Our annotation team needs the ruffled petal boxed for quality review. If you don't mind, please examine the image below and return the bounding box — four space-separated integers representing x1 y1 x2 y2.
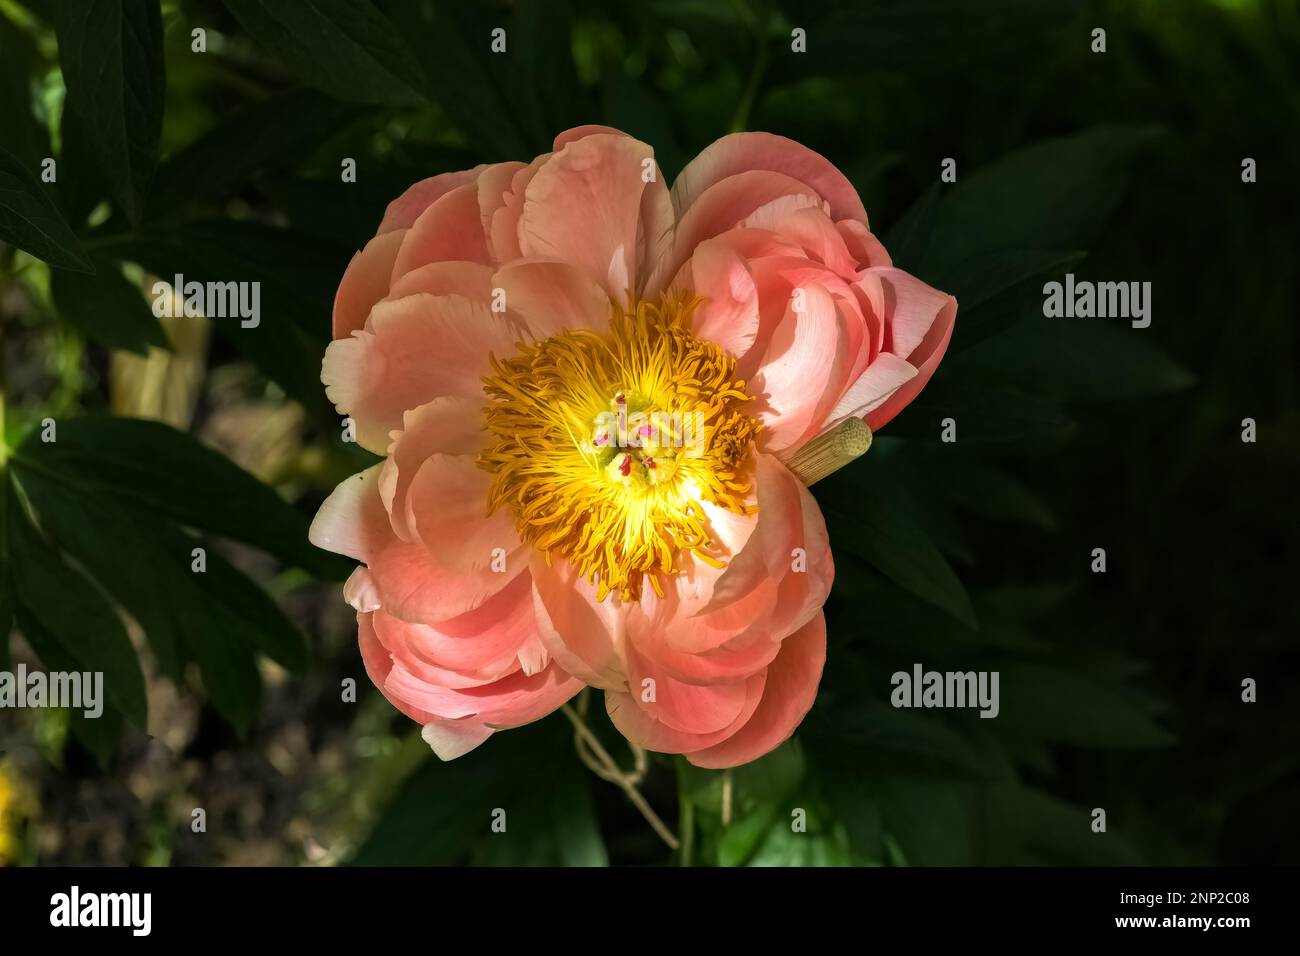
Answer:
494 258 613 340
685 611 826 769
672 132 868 226
333 229 405 340
379 167 488 235
519 133 672 300
321 293 517 452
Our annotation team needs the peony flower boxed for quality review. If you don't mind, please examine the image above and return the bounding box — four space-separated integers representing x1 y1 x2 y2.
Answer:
310 126 956 767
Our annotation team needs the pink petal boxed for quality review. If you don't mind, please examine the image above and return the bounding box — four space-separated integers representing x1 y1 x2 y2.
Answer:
872 267 955 359
391 182 491 282
321 292 517 452
370 573 533 683
681 238 761 360
827 353 918 426
421 719 495 760
379 167 488 234
358 611 436 724
623 640 750 734
309 465 390 562
388 259 495 303
663 169 821 286
685 611 827 769
837 219 892 269
406 452 520 573
333 229 405 340
370 534 522 625
672 132 868 226
385 657 581 727
530 555 626 688
749 279 846 453
493 258 613 340
604 671 767 755
379 395 486 542
343 566 382 612
866 293 956 431
312 464 522 624
489 156 548 263
475 160 526 260
552 125 629 150
519 133 672 300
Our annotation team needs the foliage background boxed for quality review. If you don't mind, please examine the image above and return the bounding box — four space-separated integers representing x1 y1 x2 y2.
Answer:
0 0 1296 866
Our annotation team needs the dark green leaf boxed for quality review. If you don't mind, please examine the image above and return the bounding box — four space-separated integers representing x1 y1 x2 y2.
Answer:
883 183 939 273
817 469 977 627
112 221 345 404
16 609 125 765
880 775 977 865
771 0 1084 80
0 16 49 171
961 318 1196 401
220 0 426 106
150 90 360 215
53 0 165 225
602 73 686 181
396 0 588 158
201 543 308 674
807 701 991 780
49 254 168 354
992 784 1144 865
8 489 147 728
14 475 301 731
14 416 349 580
923 126 1162 272
884 374 1076 447
942 248 1086 317
995 662 1175 750
353 717 607 866
0 146 93 271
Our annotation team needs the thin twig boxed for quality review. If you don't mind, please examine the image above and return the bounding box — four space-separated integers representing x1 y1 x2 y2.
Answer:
561 703 679 851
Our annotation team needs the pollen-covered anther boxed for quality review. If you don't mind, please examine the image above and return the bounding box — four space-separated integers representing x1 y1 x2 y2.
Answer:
478 294 760 601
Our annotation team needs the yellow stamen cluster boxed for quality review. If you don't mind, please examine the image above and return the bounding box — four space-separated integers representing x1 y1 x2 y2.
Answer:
479 294 759 601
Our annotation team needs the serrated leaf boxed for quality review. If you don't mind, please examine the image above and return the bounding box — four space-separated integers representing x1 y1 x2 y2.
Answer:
53 0 165 225
0 146 93 271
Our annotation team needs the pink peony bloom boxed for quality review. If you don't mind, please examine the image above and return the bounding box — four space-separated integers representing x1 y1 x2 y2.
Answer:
310 126 956 767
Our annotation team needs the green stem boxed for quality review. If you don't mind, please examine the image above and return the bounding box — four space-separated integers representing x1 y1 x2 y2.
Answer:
679 797 694 866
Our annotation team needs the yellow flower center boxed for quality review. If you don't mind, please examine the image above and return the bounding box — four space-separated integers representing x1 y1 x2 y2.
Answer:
479 294 760 601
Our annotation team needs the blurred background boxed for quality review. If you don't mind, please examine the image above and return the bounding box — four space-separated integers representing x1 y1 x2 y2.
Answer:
0 0 1296 866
